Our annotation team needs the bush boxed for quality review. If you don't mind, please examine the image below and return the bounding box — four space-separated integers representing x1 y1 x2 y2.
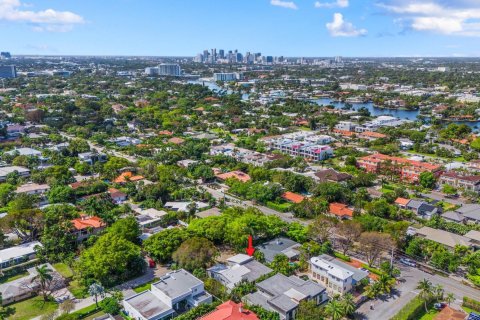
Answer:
100 296 121 315
463 296 480 312
266 201 292 213
334 252 351 262
391 297 426 320
175 302 220 320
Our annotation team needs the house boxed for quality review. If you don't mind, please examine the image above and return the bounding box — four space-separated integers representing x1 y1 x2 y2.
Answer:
244 273 327 320
281 192 305 204
168 137 185 145
216 171 251 183
195 207 222 219
414 226 473 250
123 269 212 320
357 153 441 182
0 166 30 182
15 183 50 195
314 169 352 184
114 172 145 184
110 136 142 147
199 301 259 320
396 199 439 220
108 188 127 203
135 208 169 231
329 203 354 220
310 254 369 296
0 241 42 269
71 215 106 242
0 263 65 305
442 204 480 224
164 201 209 212
357 131 387 141
465 230 480 249
257 237 301 264
207 254 273 291
4 147 42 157
439 172 480 193
78 152 107 165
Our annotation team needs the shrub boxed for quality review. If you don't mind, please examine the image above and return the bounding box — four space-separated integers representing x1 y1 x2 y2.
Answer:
463 296 480 312
391 296 426 320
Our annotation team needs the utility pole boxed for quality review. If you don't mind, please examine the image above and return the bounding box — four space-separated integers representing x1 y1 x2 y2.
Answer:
390 246 395 274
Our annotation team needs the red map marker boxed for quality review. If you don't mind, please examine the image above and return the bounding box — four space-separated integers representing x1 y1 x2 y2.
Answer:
246 235 255 256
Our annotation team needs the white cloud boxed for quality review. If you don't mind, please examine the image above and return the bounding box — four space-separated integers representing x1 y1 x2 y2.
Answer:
379 1 480 36
0 0 84 32
271 0 298 10
326 13 367 37
314 0 349 8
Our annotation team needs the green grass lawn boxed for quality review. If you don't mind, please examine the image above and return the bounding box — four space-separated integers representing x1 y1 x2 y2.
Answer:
0 271 29 284
53 262 74 279
418 309 439 320
132 278 159 293
8 296 58 320
83 310 106 320
68 279 87 299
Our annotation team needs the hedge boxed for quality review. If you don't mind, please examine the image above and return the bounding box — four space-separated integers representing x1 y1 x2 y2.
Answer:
463 297 480 312
334 252 351 262
70 304 101 319
390 296 426 320
174 302 220 320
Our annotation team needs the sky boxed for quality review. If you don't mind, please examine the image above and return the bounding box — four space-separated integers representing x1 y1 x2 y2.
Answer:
1 0 480 57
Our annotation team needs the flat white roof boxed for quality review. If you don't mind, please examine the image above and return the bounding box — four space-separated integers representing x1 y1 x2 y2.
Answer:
0 241 42 263
0 166 30 177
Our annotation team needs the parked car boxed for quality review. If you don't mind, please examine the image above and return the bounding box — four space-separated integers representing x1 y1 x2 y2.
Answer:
360 267 370 274
399 258 416 267
434 302 447 310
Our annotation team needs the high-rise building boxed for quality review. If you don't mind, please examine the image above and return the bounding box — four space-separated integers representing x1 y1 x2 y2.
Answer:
0 52 11 60
211 49 217 62
145 67 159 76
235 53 243 63
213 72 244 81
157 63 182 76
219 49 225 59
0 65 17 78
194 54 204 63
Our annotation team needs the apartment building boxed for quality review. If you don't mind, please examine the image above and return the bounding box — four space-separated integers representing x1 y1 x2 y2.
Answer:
262 132 333 162
357 153 441 182
439 171 480 193
310 254 368 296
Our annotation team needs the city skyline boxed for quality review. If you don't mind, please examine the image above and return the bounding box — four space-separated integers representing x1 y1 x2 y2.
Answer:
0 0 480 57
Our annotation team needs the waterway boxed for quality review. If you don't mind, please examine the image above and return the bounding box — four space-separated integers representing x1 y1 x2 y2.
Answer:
189 81 480 130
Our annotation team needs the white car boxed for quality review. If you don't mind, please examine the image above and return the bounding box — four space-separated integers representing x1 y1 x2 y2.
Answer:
399 258 416 267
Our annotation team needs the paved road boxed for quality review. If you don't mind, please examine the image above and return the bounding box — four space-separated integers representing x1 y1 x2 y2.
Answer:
420 190 465 206
356 264 480 319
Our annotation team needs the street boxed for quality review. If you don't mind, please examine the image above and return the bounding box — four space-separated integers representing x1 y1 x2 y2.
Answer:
356 264 480 319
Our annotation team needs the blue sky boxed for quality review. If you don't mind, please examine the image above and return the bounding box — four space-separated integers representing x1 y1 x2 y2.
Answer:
1 0 480 57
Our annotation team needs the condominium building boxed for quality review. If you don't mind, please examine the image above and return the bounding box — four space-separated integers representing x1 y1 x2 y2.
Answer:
0 65 17 79
357 153 441 182
439 171 480 193
310 254 368 296
262 132 333 162
213 72 244 81
145 64 182 77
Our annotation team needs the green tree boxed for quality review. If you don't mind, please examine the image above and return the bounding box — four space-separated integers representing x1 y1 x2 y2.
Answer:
88 283 105 308
172 237 218 271
296 300 324 320
416 279 433 312
442 184 457 196
324 299 345 320
269 254 296 276
47 185 75 203
33 264 53 301
107 216 141 244
341 293 356 316
0 183 14 207
143 228 190 262
76 233 145 287
419 171 436 189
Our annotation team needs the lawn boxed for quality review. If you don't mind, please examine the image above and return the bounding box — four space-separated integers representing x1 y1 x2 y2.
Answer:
8 296 58 320
418 309 439 320
0 271 29 284
53 262 74 279
133 278 159 293
68 279 87 299
84 310 106 320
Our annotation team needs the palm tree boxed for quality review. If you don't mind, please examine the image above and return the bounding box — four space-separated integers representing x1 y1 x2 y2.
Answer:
324 299 345 320
365 282 382 300
416 279 433 312
433 284 444 302
445 293 455 306
341 293 356 316
378 274 396 296
32 265 53 302
88 282 105 308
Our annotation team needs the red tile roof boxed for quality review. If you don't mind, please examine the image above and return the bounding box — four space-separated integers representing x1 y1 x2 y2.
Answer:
168 137 185 145
329 202 354 218
200 301 259 320
216 171 251 183
114 172 144 184
71 216 105 231
395 197 410 206
281 192 305 204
